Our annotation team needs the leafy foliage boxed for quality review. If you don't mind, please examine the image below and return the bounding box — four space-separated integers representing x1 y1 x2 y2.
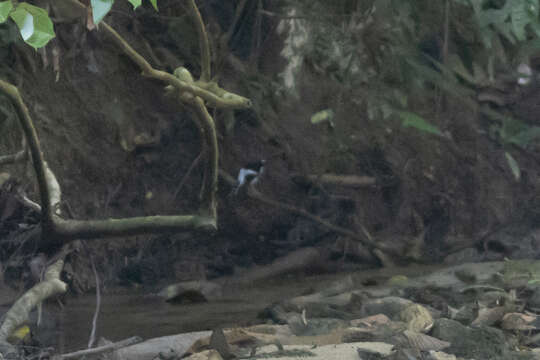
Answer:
282 0 540 146
398 111 444 137
0 1 54 49
0 0 159 49
91 0 114 24
128 0 157 11
0 1 13 23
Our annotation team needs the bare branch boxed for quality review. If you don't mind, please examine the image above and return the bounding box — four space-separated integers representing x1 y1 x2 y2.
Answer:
99 21 249 109
87 252 101 349
59 336 142 359
187 0 211 81
0 259 66 343
246 186 396 256
0 79 53 231
53 215 216 240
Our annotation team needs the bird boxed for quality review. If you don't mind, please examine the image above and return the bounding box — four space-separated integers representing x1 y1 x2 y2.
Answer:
234 159 266 195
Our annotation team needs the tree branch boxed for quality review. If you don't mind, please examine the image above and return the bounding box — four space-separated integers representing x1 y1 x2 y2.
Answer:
187 0 211 82
59 336 142 359
0 259 66 343
246 186 396 256
99 22 249 109
0 80 53 233
53 215 216 240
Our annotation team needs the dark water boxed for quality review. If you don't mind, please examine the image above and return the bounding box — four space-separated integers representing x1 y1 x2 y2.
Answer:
55 274 323 351
37 264 443 352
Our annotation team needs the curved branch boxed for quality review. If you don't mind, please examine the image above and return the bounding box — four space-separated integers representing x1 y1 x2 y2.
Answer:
0 259 66 343
0 80 53 231
187 0 211 82
100 22 249 109
63 0 249 109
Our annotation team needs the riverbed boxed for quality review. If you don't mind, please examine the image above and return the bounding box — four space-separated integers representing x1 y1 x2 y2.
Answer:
31 264 445 352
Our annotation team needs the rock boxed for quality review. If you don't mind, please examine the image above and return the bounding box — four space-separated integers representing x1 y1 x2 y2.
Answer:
528 285 540 309
209 328 232 359
431 318 509 358
115 331 211 360
357 347 387 359
386 275 409 287
471 306 507 327
183 349 223 360
443 247 483 264
252 342 394 360
342 322 405 343
426 351 457 360
286 312 308 335
501 313 537 331
386 347 422 360
450 303 478 325
362 297 414 319
158 280 223 303
350 314 392 328
391 330 450 352
454 268 477 284
398 304 434 333
288 315 347 336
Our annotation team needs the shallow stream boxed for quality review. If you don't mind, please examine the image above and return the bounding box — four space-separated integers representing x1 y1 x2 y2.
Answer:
39 264 444 352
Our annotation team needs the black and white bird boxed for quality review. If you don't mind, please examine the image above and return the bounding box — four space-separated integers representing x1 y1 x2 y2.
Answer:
234 159 266 195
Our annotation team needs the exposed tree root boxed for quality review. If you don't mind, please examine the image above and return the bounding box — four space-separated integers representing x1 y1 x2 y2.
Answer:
0 259 66 343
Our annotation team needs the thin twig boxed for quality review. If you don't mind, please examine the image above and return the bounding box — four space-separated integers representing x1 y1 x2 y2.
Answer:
258 9 353 20
224 0 249 45
247 186 395 256
87 250 101 349
59 336 142 359
173 152 202 201
0 149 27 165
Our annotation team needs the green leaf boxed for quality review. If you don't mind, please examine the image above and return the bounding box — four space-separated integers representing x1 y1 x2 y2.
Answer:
399 111 443 136
128 0 158 11
0 1 13 23
127 0 141 10
448 54 476 84
9 2 54 49
91 0 114 25
310 109 335 127
511 2 529 41
505 152 521 181
507 126 540 147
